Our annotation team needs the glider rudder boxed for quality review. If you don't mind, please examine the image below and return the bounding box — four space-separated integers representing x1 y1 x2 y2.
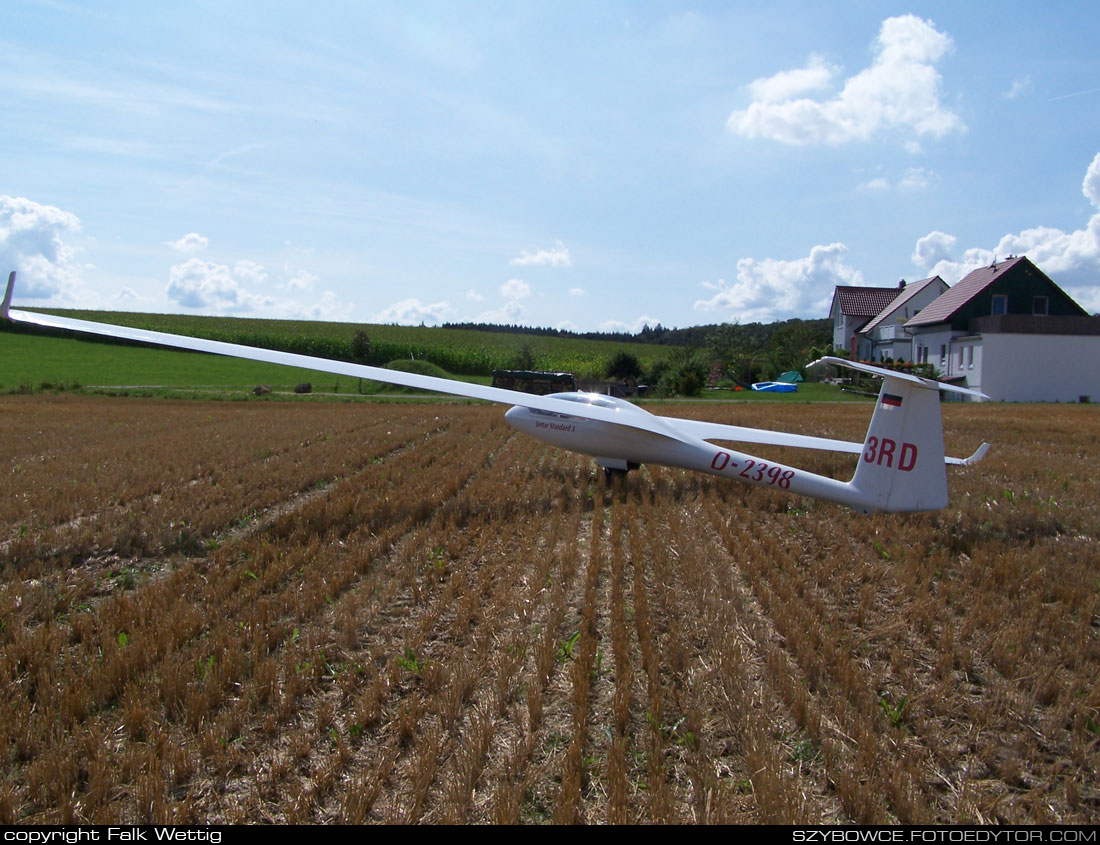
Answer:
850 374 949 512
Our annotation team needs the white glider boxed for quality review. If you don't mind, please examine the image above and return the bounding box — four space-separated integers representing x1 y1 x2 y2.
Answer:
2 271 988 513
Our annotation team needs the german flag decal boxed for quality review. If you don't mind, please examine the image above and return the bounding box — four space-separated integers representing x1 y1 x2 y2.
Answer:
881 393 903 407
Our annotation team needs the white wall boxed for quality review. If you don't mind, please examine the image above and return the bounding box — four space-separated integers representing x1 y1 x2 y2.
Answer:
979 334 1100 402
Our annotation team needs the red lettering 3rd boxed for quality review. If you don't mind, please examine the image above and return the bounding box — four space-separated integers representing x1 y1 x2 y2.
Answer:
863 437 917 471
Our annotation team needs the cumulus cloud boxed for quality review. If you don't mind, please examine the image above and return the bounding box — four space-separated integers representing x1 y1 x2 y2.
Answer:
477 300 526 324
285 268 318 291
912 153 1100 310
1083 152 1100 206
166 258 274 312
371 298 453 325
233 260 267 286
695 243 863 322
298 290 344 321
499 278 532 299
599 315 662 333
510 240 572 267
0 195 82 299
465 288 485 302
167 232 208 253
747 54 837 103
912 230 958 270
728 15 963 146
568 287 586 297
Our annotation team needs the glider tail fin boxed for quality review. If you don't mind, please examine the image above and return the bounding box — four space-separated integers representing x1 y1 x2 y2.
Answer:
850 374 949 511
813 357 986 513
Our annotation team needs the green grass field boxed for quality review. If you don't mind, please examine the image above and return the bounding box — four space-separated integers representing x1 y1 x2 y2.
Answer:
0 332 483 399
1 330 869 405
25 308 677 378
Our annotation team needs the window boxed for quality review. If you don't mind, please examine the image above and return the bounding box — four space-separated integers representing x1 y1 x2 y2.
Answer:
940 344 946 366
966 346 974 369
992 294 1008 315
1033 295 1049 315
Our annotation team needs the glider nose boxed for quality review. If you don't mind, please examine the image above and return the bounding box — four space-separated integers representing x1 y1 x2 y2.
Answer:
504 405 525 430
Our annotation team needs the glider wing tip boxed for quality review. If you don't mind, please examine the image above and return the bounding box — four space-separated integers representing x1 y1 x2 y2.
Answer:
1 270 14 319
966 442 991 465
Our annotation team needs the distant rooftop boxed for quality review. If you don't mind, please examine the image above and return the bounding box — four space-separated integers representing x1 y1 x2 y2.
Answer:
832 284 906 318
906 257 1029 327
860 276 945 334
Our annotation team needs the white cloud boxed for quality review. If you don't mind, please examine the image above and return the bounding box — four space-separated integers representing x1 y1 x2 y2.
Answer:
568 287 586 297
285 268 318 291
465 288 485 302
912 230 959 271
499 278 531 299
167 232 208 253
898 167 936 192
1004 75 1032 100
1083 152 1100 207
510 240 572 267
695 243 863 322
911 153 1100 309
729 15 963 146
113 287 142 302
477 300 526 324
861 168 935 192
371 298 453 325
555 319 579 332
166 257 274 312
298 290 344 321
0 195 82 300
599 315 662 333
747 54 838 104
233 259 267 286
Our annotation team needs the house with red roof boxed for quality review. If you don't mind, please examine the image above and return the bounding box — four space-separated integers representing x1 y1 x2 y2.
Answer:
829 283 907 355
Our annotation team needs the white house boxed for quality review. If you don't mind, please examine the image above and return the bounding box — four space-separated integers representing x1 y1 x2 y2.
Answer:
931 316 1100 402
829 283 907 354
857 276 949 362
903 256 1100 402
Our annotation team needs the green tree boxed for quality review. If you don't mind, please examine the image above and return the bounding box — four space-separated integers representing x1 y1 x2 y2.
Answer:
605 350 643 383
351 330 372 363
656 349 707 397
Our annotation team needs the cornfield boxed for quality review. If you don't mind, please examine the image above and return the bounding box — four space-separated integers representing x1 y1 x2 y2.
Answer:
1 395 1097 823
18 311 676 378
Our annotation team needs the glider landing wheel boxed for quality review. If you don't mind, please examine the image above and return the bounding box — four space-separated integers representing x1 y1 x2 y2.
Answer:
603 466 629 483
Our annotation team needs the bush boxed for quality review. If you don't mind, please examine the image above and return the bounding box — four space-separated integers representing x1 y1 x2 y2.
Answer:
605 350 642 382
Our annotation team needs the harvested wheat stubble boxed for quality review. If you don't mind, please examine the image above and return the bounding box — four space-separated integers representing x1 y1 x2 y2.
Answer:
0 395 1097 823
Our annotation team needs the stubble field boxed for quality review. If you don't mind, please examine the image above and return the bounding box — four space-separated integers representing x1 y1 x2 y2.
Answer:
1 394 1097 824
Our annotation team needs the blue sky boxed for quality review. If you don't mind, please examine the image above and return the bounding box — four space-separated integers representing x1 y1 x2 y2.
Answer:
2 1 1099 331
